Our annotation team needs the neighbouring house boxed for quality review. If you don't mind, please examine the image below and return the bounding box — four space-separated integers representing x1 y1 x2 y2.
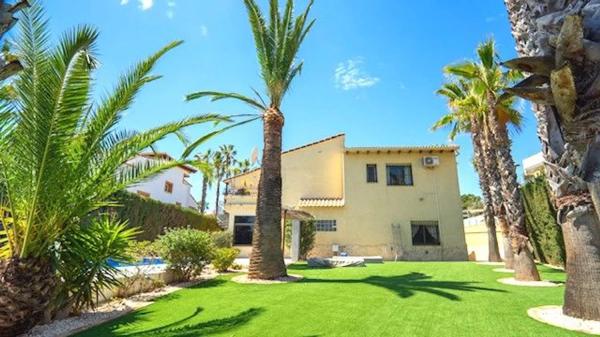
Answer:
523 152 545 178
125 152 198 210
223 134 467 261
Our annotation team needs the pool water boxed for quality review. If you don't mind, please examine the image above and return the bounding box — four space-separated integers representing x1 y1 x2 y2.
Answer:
107 257 164 268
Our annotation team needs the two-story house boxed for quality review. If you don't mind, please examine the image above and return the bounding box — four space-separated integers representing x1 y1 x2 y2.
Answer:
125 152 199 209
223 134 467 261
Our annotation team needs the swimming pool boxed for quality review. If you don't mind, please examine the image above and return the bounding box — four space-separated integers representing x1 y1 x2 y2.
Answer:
107 257 164 268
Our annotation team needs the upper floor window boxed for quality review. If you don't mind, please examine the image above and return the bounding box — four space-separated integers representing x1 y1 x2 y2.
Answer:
315 220 337 232
411 221 440 245
164 181 174 194
366 164 378 183
386 165 413 186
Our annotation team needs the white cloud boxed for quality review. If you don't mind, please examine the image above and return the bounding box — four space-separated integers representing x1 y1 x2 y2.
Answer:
138 0 153 11
200 25 208 37
166 10 174 19
334 58 380 90
166 0 176 18
120 0 129 5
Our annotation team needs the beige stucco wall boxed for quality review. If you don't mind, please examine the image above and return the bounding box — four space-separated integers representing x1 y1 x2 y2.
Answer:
464 222 507 261
224 135 467 261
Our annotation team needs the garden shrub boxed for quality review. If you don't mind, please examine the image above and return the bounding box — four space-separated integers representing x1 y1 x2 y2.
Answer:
157 228 214 281
521 175 566 267
107 191 220 240
126 240 161 260
211 231 233 248
284 219 316 260
212 247 240 272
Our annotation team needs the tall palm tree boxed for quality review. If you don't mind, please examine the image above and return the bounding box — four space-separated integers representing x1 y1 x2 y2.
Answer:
237 158 253 174
0 0 29 81
186 0 314 279
0 4 229 334
445 40 540 281
214 144 236 215
196 149 214 214
504 0 600 320
434 80 502 262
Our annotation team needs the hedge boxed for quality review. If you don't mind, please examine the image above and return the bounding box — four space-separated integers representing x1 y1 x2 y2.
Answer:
521 175 566 267
105 191 220 241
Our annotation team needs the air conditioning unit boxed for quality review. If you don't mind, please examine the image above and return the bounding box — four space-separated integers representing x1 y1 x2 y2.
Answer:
422 156 440 168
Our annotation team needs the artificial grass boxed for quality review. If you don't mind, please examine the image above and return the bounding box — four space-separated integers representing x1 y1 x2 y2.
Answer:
76 262 585 337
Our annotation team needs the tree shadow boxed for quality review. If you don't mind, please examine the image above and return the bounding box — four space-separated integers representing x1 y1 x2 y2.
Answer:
302 272 506 301
119 307 264 337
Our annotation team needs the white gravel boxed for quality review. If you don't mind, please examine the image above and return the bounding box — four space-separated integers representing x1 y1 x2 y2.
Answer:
22 274 217 337
497 277 561 287
492 268 515 273
475 261 505 266
528 305 600 335
231 274 303 284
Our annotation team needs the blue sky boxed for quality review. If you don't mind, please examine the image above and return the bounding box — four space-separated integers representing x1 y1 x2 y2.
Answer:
42 0 541 202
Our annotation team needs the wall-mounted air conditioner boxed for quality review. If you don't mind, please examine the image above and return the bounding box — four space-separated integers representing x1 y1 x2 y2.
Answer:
422 156 440 168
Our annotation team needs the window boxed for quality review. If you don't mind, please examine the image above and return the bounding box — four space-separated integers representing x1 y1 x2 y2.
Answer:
164 181 173 193
233 216 256 245
315 220 337 232
137 190 150 198
411 221 440 245
386 165 413 186
366 164 378 183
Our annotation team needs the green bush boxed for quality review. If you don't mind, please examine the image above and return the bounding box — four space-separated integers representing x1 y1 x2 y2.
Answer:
157 228 214 281
212 247 240 272
521 175 566 267
57 217 138 313
106 191 220 240
126 240 161 260
284 219 316 260
211 231 233 248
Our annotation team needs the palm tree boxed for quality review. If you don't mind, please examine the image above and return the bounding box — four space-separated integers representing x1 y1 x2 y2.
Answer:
0 0 29 81
434 80 502 262
196 149 215 214
237 158 253 173
445 40 540 281
214 144 236 215
0 4 229 334
186 0 314 279
504 0 600 320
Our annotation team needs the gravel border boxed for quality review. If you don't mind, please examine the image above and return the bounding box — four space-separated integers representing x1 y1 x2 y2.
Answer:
528 305 600 335
493 268 515 273
22 273 217 337
231 274 303 284
475 261 505 266
497 277 561 287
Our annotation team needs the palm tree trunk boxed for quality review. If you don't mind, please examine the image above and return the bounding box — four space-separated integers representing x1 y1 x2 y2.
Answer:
504 0 600 319
482 119 515 268
200 176 208 214
471 117 502 262
0 257 55 336
248 108 287 279
214 177 222 215
486 94 540 281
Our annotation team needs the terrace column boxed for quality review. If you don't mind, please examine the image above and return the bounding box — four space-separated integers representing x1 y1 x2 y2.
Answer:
291 219 301 262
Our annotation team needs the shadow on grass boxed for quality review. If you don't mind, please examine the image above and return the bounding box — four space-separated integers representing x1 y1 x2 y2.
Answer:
112 307 264 337
302 272 506 301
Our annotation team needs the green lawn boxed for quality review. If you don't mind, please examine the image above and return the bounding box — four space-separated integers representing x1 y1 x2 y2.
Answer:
76 262 584 337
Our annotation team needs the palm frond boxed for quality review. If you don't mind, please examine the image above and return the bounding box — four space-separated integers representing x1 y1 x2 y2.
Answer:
185 91 266 110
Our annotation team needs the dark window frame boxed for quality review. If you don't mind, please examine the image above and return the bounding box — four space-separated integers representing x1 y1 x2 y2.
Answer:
164 181 174 193
233 216 255 245
315 219 337 232
366 164 378 183
411 221 441 246
386 164 414 186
